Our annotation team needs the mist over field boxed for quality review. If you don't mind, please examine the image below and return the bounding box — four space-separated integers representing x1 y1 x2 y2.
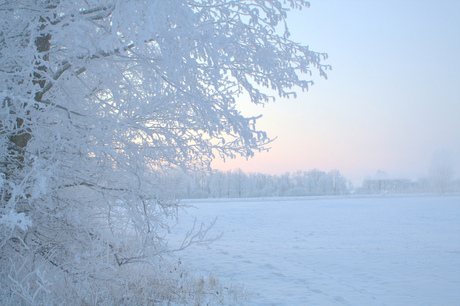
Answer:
161 158 460 200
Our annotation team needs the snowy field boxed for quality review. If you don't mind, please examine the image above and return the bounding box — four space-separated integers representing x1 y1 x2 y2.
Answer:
175 195 460 305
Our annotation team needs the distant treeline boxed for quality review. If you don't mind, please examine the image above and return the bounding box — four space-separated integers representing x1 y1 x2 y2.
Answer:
163 168 460 199
163 169 350 199
356 177 460 195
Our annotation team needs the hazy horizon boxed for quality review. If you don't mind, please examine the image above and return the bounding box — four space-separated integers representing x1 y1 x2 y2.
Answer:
212 0 460 184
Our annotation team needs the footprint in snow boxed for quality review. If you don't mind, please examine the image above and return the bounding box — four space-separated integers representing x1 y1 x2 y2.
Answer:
263 263 277 270
271 272 286 278
333 295 350 305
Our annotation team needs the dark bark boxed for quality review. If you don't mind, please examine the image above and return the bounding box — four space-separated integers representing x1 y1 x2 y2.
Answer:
8 33 50 151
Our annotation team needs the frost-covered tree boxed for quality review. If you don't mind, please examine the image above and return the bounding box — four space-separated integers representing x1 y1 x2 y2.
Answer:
1 0 328 303
326 169 348 195
306 168 326 194
209 170 226 198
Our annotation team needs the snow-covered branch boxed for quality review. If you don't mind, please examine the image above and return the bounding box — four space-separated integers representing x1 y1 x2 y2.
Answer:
1 0 328 303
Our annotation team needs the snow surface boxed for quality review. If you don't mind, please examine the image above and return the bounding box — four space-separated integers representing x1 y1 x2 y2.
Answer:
175 194 460 305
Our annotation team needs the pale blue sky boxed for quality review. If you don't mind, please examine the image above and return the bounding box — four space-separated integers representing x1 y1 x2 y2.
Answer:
213 0 460 183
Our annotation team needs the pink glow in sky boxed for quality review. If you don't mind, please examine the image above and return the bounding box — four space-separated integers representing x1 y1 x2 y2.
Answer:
212 0 460 184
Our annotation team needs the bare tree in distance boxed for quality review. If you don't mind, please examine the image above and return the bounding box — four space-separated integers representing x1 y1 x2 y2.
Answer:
429 150 455 193
0 0 329 303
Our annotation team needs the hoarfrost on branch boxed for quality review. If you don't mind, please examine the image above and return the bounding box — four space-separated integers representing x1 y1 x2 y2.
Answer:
0 0 328 303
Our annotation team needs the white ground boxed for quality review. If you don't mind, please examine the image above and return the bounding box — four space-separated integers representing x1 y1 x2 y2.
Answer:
174 195 460 305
